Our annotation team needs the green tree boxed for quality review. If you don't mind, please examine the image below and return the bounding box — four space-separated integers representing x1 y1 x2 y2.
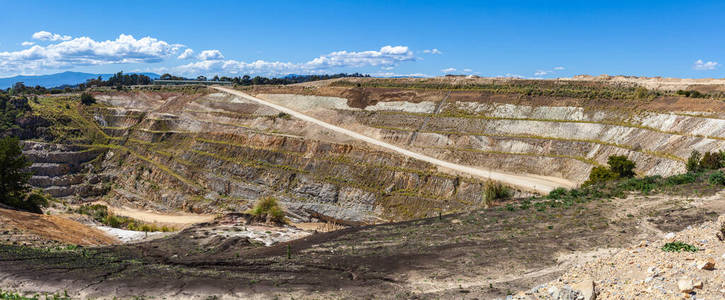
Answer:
0 137 38 212
608 155 636 178
686 150 702 173
584 166 619 185
700 151 723 170
80 92 96 105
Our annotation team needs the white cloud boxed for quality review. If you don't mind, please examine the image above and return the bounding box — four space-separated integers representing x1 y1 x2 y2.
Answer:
381 66 394 70
463 68 473 73
175 45 415 76
423 48 442 55
534 70 552 76
372 71 428 77
441 67 456 73
32 31 72 41
0 34 181 75
198 49 224 60
553 66 565 70
21 41 35 46
693 59 719 70
500 73 525 78
177 48 194 59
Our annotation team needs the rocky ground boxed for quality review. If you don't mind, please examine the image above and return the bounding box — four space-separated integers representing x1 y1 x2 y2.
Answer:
514 216 725 300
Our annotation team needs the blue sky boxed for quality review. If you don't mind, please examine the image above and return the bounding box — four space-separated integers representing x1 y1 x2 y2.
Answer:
1 0 723 78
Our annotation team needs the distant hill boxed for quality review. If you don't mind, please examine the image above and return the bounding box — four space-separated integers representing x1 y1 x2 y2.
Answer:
0 71 160 89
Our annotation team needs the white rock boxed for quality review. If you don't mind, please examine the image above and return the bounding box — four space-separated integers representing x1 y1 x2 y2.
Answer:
572 279 595 300
664 232 676 239
678 278 694 293
696 259 715 270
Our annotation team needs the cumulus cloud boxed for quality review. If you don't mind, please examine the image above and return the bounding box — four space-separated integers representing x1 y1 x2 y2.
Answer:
177 48 194 59
32 31 72 41
463 68 473 73
423 48 442 55
553 66 565 70
441 67 456 73
198 49 224 60
693 59 719 70
0 34 181 75
21 41 35 46
174 45 415 76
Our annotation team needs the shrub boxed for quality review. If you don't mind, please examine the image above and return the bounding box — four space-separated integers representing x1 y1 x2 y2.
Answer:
676 90 706 98
663 172 698 186
482 181 512 206
248 196 286 224
547 187 568 200
686 150 701 173
662 241 697 252
700 151 723 170
584 166 619 186
634 87 649 99
80 92 96 105
709 171 725 186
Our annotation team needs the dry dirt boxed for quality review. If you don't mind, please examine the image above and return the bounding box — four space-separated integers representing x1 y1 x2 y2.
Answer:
95 201 215 228
0 207 118 246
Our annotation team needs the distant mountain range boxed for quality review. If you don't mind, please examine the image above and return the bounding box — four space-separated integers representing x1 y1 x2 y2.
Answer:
0 71 161 89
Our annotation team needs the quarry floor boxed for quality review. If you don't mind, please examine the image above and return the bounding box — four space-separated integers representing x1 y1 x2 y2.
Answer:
1 190 723 299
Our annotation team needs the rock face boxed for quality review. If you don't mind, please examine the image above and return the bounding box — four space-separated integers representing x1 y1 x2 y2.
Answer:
55 91 506 224
22 84 725 224
23 141 108 199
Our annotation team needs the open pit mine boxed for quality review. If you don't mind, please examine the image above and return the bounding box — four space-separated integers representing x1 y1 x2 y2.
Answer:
1 76 725 299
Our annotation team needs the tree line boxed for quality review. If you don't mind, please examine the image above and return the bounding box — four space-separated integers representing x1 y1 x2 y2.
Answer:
160 72 369 85
6 72 370 95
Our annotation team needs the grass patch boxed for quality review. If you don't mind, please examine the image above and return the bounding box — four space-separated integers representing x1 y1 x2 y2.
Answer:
0 289 71 300
76 204 175 232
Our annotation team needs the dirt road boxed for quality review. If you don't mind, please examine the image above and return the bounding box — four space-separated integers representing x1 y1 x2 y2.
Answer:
213 86 574 193
95 202 215 227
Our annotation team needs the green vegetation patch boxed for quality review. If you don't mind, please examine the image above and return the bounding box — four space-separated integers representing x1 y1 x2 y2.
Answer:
0 289 71 300
248 197 286 224
332 78 666 100
662 241 698 253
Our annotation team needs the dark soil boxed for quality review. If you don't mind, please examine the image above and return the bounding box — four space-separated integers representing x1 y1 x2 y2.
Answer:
2 191 722 299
